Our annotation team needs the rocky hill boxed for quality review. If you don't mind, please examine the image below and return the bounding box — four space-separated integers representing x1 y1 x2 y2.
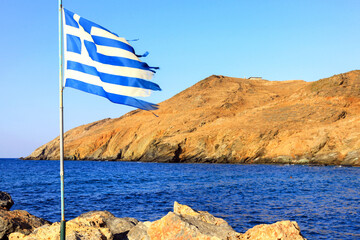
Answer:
26 70 360 166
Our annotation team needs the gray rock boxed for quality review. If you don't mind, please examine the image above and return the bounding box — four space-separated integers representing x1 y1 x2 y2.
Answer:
73 211 139 240
312 152 339 165
127 222 151 240
273 155 293 164
107 217 138 240
0 192 14 211
343 150 360 165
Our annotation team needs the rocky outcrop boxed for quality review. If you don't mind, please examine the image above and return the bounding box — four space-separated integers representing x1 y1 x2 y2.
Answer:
0 192 13 211
0 210 51 240
240 221 305 240
71 211 138 239
8 202 306 240
9 220 113 240
26 70 360 166
8 211 138 240
127 222 151 240
145 201 241 240
0 191 51 240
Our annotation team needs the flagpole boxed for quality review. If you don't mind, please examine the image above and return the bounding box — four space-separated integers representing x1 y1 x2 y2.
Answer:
58 0 66 239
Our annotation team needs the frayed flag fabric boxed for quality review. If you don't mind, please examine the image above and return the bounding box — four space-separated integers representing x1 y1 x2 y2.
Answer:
62 8 161 110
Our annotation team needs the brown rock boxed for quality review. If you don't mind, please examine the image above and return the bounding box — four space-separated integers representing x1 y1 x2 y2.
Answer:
147 202 241 240
0 209 51 240
8 211 138 240
148 212 219 240
9 221 113 240
67 211 138 240
240 220 306 240
7 203 307 240
70 210 114 228
0 192 14 211
173 201 235 233
26 70 360 166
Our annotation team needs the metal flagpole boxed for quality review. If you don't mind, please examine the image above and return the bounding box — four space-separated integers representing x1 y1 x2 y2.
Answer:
58 0 66 239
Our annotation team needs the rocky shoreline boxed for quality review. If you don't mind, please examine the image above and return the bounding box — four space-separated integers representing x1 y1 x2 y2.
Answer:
0 191 306 240
22 152 360 166
24 153 360 166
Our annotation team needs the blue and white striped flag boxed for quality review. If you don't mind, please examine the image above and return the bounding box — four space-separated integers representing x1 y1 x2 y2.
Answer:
62 8 161 110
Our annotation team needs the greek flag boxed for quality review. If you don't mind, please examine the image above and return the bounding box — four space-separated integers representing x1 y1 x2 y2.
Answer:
62 8 161 110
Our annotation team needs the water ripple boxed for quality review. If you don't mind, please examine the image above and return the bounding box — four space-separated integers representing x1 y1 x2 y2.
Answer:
0 159 359 240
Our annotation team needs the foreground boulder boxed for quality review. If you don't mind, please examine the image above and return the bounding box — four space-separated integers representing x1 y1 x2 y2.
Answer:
71 211 138 239
240 221 305 240
9 211 138 240
149 201 240 239
9 221 113 240
0 209 51 240
7 201 307 240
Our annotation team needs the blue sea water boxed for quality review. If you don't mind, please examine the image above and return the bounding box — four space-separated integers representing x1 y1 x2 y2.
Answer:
0 159 359 239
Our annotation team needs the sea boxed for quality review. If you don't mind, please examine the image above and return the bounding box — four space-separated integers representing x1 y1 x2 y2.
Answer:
0 158 359 240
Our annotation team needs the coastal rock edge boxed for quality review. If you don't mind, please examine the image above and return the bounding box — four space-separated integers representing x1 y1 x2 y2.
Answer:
5 200 306 240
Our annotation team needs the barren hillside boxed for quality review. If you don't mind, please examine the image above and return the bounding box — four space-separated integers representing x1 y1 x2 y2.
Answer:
26 70 360 166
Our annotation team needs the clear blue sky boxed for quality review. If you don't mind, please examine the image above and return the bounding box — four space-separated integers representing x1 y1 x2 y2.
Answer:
0 0 359 158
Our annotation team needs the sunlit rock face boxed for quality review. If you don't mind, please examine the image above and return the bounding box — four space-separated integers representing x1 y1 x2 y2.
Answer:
27 70 360 166
8 201 307 240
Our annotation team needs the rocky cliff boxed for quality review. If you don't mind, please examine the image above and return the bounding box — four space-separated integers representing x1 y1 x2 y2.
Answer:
27 70 360 166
